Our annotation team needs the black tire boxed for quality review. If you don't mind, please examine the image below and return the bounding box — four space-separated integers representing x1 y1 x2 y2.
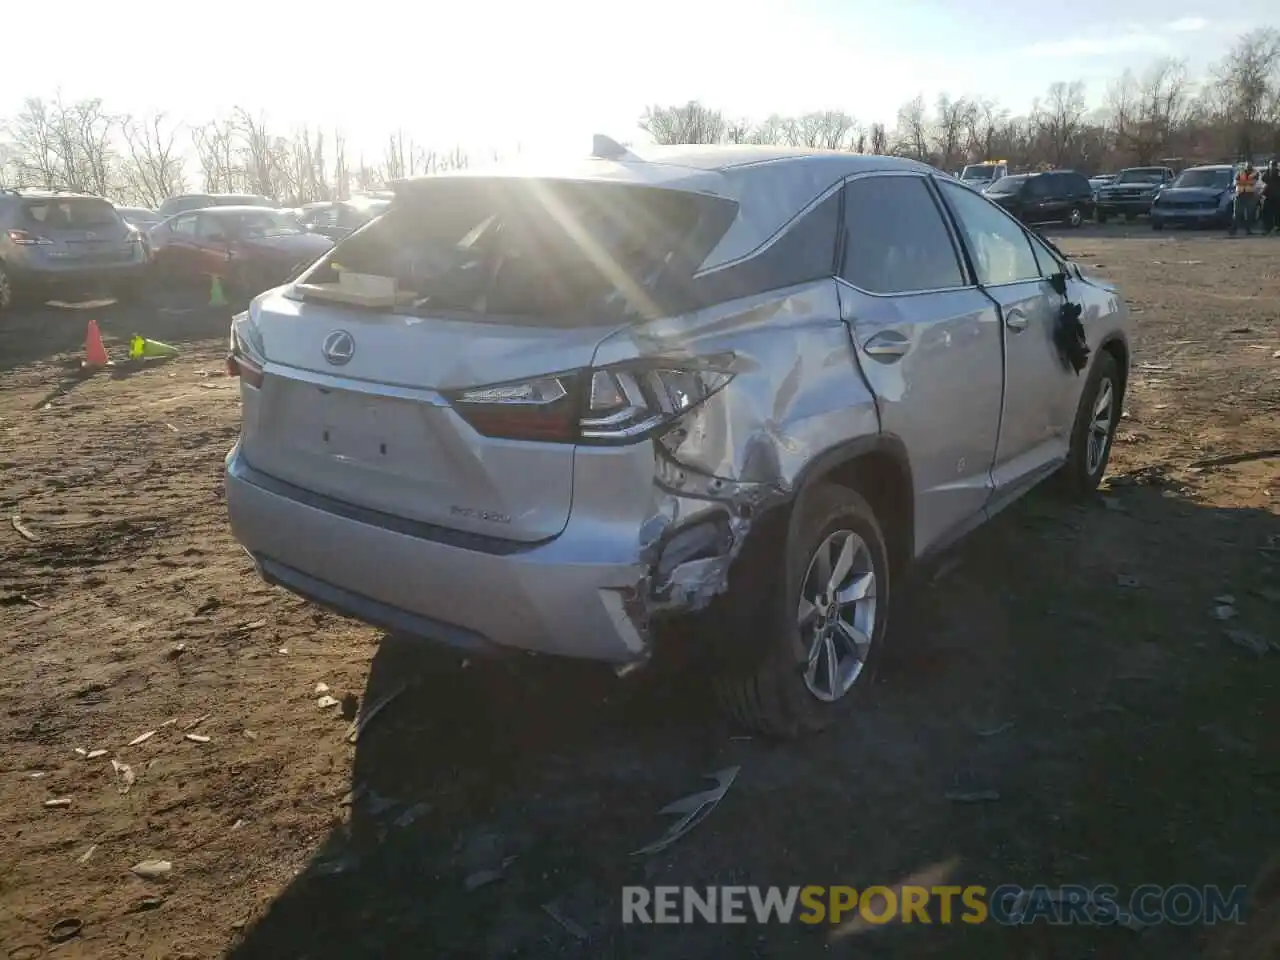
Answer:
1058 350 1122 497
1066 206 1084 228
711 484 891 737
0 262 13 315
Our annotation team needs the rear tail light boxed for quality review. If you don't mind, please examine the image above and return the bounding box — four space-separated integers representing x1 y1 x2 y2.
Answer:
227 309 266 388
7 229 52 245
446 359 734 445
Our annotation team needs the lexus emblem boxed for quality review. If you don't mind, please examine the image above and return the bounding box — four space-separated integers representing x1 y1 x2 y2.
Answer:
322 330 355 366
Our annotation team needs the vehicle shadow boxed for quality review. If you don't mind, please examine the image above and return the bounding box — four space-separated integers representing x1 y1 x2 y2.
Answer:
226 482 1279 960
0 284 241 377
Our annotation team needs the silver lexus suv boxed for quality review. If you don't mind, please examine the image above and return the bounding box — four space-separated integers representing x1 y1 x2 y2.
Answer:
224 141 1132 736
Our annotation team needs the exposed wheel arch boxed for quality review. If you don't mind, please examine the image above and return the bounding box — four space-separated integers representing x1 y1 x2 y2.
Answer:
787 436 914 581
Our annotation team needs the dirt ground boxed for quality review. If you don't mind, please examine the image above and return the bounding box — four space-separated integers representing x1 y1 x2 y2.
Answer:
1 231 1277 960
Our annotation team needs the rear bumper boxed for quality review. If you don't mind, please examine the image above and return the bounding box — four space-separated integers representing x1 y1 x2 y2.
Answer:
8 258 147 288
224 444 650 663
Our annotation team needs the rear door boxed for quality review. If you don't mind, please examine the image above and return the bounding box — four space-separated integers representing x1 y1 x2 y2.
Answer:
836 173 1004 554
936 178 1069 496
195 212 234 278
22 197 132 264
238 178 739 543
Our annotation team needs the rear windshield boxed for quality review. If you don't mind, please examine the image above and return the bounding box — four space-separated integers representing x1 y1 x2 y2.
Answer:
24 198 121 228
987 175 1027 193
961 165 999 181
1172 169 1232 189
235 210 303 237
1116 169 1167 184
216 195 272 207
303 179 738 323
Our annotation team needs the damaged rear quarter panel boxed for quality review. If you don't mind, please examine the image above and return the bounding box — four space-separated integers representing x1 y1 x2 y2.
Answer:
583 279 881 614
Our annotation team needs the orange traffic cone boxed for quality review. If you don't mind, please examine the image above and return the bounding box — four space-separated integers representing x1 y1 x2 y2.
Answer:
83 319 110 370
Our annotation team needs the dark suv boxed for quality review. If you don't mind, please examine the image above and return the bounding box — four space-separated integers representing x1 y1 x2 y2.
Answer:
1094 166 1176 222
982 171 1095 228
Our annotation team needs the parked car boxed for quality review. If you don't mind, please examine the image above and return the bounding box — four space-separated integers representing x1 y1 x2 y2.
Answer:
983 170 1095 227
1093 167 1175 222
223 143 1132 736
1088 174 1117 192
957 160 1009 192
297 197 391 241
149 206 333 297
157 193 276 219
1148 165 1237 230
113 205 162 258
0 188 148 312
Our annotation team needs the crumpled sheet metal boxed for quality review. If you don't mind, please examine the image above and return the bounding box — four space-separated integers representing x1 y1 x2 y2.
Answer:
631 766 741 857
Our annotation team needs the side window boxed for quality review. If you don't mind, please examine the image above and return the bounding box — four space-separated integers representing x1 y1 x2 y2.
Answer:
839 176 966 294
1026 231 1064 278
197 214 228 240
692 192 840 305
1026 176 1050 198
937 180 1043 287
171 214 196 236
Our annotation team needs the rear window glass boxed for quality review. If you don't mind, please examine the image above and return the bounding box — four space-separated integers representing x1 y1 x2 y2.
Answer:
1116 169 1168 184
306 179 738 324
24 198 121 228
987 176 1027 193
1172 169 1232 189
236 210 303 237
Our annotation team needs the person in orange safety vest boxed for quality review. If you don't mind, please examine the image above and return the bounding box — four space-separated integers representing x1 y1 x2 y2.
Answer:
1229 164 1258 236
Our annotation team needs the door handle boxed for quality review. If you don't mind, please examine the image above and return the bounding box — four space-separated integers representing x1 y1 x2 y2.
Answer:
862 332 910 361
1005 309 1029 332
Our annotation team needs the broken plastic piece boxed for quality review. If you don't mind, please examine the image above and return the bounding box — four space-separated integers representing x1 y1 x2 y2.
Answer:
631 766 740 857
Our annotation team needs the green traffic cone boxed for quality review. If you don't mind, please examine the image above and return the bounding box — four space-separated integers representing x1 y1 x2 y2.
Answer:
129 334 180 360
209 275 228 307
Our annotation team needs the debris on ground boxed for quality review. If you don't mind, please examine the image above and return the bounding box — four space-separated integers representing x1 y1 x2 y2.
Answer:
131 859 172 879
47 918 83 943
110 759 136 794
315 683 330 694
1223 630 1269 657
463 868 506 892
631 766 740 857
183 714 210 731
975 722 1013 737
346 683 406 744
393 802 430 828
128 730 156 747
317 695 340 710
10 514 40 542
1116 574 1141 588
185 734 211 744
86 749 106 759
944 790 1001 804
77 845 97 863
541 901 589 941
1210 604 1238 621
44 798 72 809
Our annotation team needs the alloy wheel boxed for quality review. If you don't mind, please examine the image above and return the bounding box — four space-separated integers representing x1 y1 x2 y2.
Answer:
797 529 878 703
1069 207 1083 227
1087 376 1115 477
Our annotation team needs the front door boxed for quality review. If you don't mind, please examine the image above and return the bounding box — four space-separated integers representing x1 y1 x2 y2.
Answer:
936 178 1074 497
837 173 1005 557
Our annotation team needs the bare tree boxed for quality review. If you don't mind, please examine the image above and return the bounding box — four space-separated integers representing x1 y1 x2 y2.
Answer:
965 99 1006 162
894 95 931 160
121 113 185 206
639 102 727 144
192 118 240 192
785 111 858 150
868 122 888 155
932 95 976 169
1213 27 1280 156
1035 81 1088 165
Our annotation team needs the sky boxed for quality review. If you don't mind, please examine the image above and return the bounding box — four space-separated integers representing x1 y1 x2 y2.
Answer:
2 0 1276 161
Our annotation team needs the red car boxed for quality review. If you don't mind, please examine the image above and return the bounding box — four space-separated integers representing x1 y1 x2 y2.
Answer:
148 206 334 297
